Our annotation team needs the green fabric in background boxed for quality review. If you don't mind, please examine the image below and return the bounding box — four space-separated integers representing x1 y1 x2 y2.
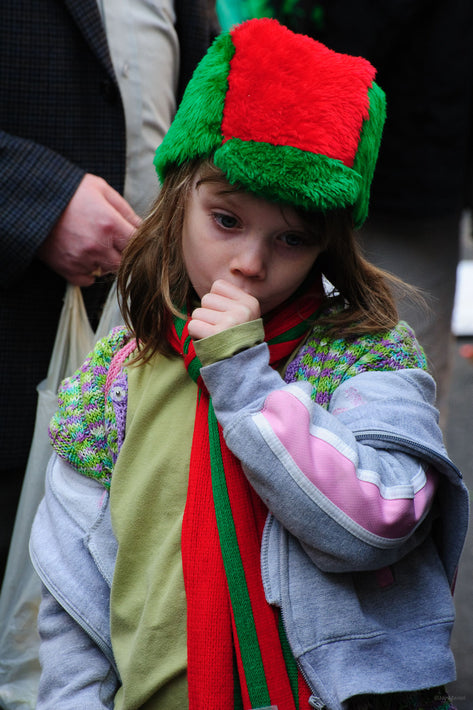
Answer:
216 0 325 33
216 0 273 30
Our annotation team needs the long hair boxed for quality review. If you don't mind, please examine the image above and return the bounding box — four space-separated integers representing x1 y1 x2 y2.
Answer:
117 161 201 360
118 159 405 362
314 211 408 337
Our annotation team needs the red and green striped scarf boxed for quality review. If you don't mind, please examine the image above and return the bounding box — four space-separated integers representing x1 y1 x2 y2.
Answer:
168 292 321 709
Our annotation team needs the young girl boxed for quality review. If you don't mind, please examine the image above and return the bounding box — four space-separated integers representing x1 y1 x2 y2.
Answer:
30 18 468 710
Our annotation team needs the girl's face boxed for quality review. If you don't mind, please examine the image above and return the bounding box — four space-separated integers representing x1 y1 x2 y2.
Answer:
182 173 323 316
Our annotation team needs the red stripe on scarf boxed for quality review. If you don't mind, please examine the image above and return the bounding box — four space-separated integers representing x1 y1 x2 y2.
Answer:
221 442 299 708
181 396 237 706
176 286 322 709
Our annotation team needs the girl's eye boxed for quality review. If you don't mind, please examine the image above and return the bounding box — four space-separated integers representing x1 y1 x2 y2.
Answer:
280 232 307 247
213 213 239 229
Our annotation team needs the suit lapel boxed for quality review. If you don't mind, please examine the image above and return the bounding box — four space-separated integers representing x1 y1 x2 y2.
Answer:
63 0 116 78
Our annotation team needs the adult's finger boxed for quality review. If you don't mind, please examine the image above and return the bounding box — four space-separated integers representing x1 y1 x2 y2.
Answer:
102 182 142 228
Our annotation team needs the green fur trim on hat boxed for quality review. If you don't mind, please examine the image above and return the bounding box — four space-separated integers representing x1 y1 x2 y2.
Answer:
214 138 362 211
154 19 386 228
352 82 387 229
154 31 234 181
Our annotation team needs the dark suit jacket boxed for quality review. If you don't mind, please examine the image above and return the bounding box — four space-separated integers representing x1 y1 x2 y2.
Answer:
0 0 217 468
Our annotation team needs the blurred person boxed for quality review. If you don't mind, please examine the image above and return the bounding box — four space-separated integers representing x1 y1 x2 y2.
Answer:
0 0 218 584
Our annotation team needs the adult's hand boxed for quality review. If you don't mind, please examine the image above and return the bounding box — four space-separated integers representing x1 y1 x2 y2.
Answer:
37 173 142 286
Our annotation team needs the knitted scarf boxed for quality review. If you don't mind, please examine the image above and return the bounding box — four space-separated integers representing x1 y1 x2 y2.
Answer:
168 292 321 709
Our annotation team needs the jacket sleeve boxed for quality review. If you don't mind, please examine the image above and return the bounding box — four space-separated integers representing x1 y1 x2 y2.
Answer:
36 586 118 709
200 341 446 573
0 129 84 286
30 454 119 707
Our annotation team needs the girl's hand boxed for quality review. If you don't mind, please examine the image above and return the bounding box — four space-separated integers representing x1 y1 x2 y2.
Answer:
188 279 261 340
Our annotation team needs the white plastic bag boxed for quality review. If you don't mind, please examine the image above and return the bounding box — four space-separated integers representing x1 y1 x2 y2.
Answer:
0 281 122 710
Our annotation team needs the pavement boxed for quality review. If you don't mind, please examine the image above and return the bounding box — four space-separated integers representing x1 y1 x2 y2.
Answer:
445 222 473 709
445 335 473 709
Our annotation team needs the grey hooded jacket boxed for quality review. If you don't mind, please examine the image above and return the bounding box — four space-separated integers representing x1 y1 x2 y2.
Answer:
30 325 469 709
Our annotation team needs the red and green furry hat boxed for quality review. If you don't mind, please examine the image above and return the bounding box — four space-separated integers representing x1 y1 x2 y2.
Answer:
154 18 386 229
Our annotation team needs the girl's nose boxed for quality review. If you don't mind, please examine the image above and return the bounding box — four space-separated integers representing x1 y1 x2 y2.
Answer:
230 242 267 279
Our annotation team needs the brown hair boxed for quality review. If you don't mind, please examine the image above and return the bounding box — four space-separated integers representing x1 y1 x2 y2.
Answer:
117 161 200 361
117 159 405 362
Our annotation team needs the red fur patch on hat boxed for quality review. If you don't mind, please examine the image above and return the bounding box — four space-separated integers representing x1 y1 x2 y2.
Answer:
221 18 376 168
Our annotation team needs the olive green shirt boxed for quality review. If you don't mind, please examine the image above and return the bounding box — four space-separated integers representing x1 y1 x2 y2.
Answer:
110 353 195 709
109 321 264 708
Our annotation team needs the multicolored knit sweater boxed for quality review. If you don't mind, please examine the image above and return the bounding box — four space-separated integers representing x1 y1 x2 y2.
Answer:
49 319 427 486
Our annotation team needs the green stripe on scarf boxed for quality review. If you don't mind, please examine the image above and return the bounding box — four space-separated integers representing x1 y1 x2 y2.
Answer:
209 404 272 707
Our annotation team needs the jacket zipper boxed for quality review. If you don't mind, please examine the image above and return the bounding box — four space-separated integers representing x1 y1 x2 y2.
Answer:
39 571 117 672
353 430 463 478
278 588 327 710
